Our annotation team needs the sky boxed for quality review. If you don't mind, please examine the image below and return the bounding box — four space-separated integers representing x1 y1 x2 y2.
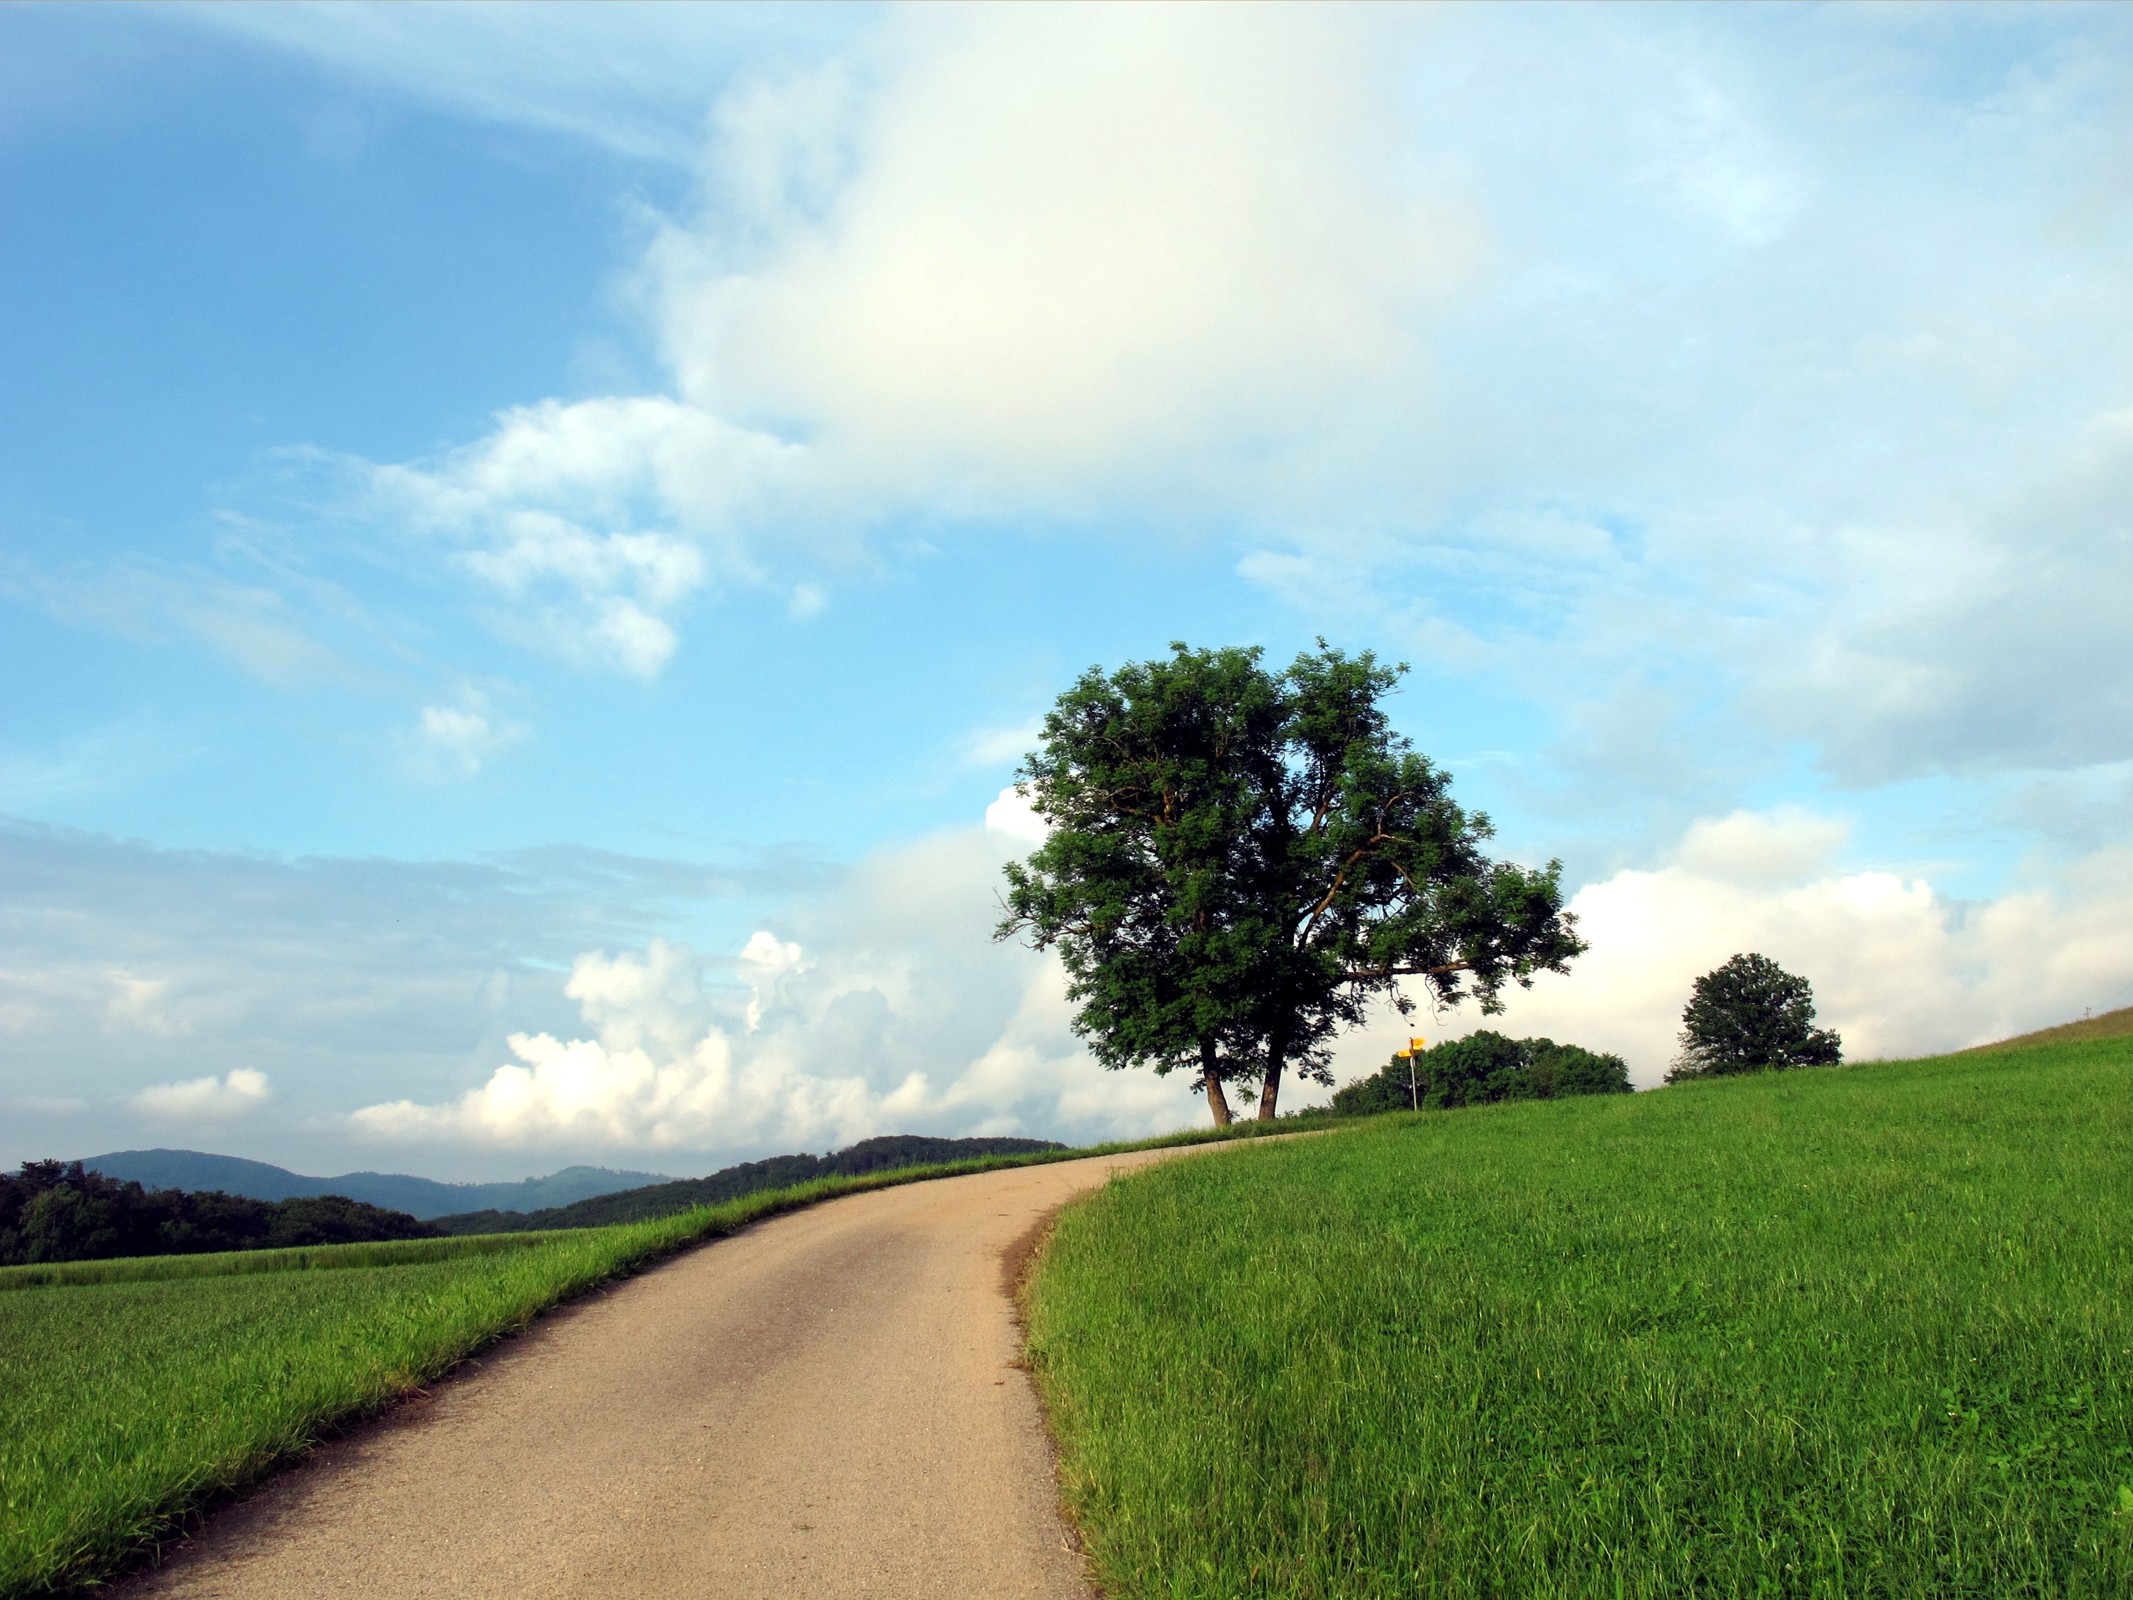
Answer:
4 2 2131 1180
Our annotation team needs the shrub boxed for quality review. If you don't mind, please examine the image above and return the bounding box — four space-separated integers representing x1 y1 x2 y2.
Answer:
1330 1030 1630 1115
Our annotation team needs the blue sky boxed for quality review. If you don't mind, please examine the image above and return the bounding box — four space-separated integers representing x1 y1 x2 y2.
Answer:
5 3 2130 1179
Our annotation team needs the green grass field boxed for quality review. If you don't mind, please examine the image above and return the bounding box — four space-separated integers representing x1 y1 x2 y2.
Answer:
1027 1035 2133 1599
0 1121 1317 1598
0 1230 559 1292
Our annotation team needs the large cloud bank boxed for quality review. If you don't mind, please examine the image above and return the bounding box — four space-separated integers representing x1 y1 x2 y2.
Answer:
313 4 2133 828
349 802 2133 1151
1487 812 2133 1083
349 6 1454 671
353 812 1181 1153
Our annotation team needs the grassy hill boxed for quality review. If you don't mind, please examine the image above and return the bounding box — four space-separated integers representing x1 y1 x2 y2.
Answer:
1027 1031 2133 1598
1962 1002 2133 1054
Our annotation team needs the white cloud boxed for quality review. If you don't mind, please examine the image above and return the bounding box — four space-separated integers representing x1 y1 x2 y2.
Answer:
283 3 2133 802
0 819 825 1173
1671 808 1849 889
1461 810 2133 1085
346 787 2133 1151
660 6 1455 506
365 396 798 676
133 1068 270 1121
410 692 527 779
983 784 1047 846
353 811 1182 1155
315 7 1461 674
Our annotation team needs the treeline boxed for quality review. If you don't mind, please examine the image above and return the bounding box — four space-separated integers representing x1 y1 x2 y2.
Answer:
1331 1031 1630 1117
433 1134 1066 1234
1 1161 438 1266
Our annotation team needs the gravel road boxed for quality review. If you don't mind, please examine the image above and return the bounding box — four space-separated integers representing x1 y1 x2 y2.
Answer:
114 1146 1195 1600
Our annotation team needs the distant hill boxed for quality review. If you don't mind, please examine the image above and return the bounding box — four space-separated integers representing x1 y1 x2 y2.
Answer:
77 1150 675 1222
3 1162 438 1265
1963 1004 2133 1054
432 1134 1066 1234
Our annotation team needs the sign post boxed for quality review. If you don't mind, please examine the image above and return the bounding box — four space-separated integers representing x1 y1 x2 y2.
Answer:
1402 1036 1427 1110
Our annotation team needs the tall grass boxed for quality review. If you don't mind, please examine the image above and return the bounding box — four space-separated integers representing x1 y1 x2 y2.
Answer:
1027 1038 2133 1599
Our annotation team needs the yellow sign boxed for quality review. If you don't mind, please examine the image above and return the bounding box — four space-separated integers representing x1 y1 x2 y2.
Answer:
1410 1036 1427 1052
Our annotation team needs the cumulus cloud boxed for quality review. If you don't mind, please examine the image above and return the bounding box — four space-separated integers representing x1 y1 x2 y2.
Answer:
365 397 797 676
983 784 1047 846
352 819 1181 1155
255 1 2133 818
307 7 1461 675
347 793 2133 1156
659 6 1453 506
133 1068 269 1120
0 818 831 1172
1466 809 2133 1084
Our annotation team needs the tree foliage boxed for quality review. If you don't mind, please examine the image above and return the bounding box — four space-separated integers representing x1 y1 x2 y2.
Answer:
1667 952 1843 1082
1330 1031 1631 1116
996 642 1586 1123
0 1161 437 1266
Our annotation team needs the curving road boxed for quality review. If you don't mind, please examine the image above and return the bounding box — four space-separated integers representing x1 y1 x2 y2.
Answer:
116 1147 1196 1600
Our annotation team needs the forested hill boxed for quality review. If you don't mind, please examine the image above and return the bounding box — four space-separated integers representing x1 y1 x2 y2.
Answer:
1 1161 437 1266
432 1135 1066 1234
78 1150 674 1220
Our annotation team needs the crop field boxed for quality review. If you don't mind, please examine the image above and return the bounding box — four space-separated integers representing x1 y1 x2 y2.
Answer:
1027 1035 2133 1599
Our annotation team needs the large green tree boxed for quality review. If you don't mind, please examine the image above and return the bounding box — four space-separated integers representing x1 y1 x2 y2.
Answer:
995 642 1586 1123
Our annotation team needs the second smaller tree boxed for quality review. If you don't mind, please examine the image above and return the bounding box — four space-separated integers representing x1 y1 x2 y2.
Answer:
1667 952 1841 1082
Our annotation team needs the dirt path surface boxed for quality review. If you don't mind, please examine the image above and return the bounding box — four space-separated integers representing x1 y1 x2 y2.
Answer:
114 1147 1199 1600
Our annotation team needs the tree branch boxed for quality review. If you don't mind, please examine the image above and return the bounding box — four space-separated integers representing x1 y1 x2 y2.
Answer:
1343 958 1475 981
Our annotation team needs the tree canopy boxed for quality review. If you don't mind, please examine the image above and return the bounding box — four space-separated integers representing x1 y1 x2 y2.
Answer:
1667 952 1843 1082
996 642 1586 1123
0 1161 436 1266
1330 1031 1631 1116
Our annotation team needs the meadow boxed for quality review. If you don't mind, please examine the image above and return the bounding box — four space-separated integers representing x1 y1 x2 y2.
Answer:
0 1120 1310 1597
1026 1033 2133 1599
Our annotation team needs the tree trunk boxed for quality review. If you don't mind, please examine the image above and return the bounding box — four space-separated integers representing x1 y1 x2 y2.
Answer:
1200 1040 1233 1128
1257 1045 1285 1121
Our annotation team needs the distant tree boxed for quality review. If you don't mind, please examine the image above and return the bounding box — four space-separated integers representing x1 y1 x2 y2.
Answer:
1329 1031 1629 1116
997 643 1585 1125
1667 953 1842 1082
1524 1040 1634 1099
